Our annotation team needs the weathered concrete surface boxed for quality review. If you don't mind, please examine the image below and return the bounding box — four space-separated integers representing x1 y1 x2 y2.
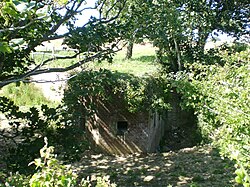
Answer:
85 91 200 155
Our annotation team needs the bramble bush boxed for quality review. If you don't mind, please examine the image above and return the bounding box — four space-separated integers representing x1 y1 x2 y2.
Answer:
172 46 250 185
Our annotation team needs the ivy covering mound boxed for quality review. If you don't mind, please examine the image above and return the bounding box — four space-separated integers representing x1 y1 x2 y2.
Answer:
173 47 250 185
63 69 171 120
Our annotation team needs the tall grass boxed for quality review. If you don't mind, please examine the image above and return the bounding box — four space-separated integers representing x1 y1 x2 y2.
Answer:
1 82 56 107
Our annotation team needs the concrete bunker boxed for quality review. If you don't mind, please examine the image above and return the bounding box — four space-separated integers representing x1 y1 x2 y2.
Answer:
84 91 200 155
65 70 201 155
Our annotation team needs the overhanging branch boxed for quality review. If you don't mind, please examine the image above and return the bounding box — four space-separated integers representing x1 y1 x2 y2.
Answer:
0 0 127 88
0 46 122 88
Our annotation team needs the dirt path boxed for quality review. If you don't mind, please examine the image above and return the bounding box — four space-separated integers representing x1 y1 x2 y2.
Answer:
73 145 239 187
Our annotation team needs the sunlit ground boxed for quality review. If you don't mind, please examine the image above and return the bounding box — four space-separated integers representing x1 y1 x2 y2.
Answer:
73 145 239 187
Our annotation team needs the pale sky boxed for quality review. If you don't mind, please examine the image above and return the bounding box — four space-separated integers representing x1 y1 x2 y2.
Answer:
57 0 98 34
57 0 237 43
74 0 98 26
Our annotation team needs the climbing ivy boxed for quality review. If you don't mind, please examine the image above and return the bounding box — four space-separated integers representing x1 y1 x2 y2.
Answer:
63 69 171 120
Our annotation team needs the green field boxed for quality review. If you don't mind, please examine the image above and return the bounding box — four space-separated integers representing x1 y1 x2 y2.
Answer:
32 43 160 76
87 44 160 76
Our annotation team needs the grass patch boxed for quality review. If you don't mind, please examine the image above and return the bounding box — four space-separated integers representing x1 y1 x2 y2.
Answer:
33 44 160 76
0 82 57 107
87 44 161 76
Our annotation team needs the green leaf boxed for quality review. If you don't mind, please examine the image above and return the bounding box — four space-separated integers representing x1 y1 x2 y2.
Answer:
235 168 245 179
0 42 11 53
235 176 242 184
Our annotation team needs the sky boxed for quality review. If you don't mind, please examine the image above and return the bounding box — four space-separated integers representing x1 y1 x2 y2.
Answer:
57 0 238 44
57 0 98 34
74 0 98 25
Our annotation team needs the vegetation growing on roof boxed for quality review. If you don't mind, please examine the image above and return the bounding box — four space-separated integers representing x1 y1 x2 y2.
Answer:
63 69 171 120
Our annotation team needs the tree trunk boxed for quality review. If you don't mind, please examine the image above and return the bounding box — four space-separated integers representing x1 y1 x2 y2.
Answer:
155 47 163 64
173 38 182 71
125 41 134 59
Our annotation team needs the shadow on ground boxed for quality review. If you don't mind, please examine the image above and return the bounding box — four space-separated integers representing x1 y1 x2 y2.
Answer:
131 56 156 63
73 145 240 187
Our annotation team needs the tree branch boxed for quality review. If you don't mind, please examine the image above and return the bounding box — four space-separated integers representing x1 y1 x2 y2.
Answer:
104 0 120 19
173 37 182 71
0 20 35 33
0 46 122 87
95 0 127 24
98 0 108 19
0 0 126 88
49 0 85 34
23 1 86 54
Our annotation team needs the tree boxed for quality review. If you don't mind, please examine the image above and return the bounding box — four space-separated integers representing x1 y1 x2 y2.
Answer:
0 0 126 88
160 0 249 71
0 1 127 171
99 0 150 59
122 0 154 59
117 0 249 71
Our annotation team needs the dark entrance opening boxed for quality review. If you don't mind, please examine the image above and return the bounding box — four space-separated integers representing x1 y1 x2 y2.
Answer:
117 121 128 136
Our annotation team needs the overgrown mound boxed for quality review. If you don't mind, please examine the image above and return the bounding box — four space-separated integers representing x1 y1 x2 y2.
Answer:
63 69 171 119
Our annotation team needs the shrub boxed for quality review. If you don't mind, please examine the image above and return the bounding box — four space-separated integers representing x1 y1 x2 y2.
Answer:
0 96 89 173
172 47 250 185
63 69 170 121
0 172 30 187
28 137 78 187
2 138 116 187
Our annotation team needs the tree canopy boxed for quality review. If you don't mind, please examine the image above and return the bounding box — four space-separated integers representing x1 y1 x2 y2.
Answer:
109 0 249 71
0 0 126 88
0 0 249 87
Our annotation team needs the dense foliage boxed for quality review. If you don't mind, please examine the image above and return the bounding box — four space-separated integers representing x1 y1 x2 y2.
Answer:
2 138 116 187
0 97 88 174
173 46 250 185
0 0 126 88
106 0 249 71
63 69 170 121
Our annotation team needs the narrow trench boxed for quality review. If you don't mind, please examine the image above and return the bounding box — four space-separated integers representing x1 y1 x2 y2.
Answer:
159 91 202 152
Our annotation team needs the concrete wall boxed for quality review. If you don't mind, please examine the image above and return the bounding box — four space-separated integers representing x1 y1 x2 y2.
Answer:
160 91 200 151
